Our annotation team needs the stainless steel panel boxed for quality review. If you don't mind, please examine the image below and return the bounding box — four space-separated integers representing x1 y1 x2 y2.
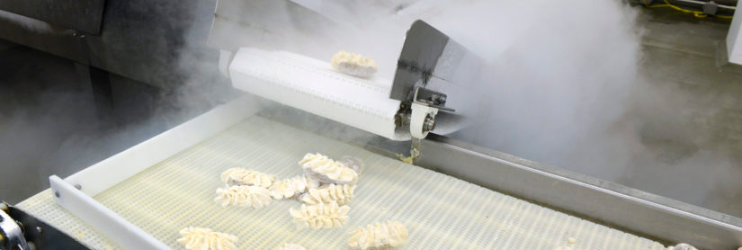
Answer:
207 0 341 58
4 204 89 250
390 20 448 102
0 0 105 34
416 134 742 250
389 20 483 129
0 206 28 250
0 0 222 90
84 0 221 89
0 13 86 63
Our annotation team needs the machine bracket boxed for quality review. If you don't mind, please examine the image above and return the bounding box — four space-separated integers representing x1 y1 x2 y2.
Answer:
413 87 454 112
0 204 30 250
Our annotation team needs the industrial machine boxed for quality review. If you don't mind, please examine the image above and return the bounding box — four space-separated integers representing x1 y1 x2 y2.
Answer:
223 19 478 142
2 0 742 250
210 1 482 143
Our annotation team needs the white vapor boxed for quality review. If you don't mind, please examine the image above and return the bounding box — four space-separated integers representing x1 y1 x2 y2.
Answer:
282 0 742 216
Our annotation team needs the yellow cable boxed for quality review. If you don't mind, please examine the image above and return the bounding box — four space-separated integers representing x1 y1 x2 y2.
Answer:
644 0 669 8
648 4 670 8
651 0 735 19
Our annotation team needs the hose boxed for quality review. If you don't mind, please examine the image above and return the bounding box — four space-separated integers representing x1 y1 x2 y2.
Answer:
642 0 735 19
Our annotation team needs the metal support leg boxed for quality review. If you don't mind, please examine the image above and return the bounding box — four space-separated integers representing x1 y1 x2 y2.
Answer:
75 63 114 118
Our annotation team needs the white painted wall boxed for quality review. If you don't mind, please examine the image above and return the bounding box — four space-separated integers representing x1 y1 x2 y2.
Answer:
726 8 742 64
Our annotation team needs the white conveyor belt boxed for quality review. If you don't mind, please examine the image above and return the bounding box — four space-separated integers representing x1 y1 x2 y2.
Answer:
18 116 668 249
229 48 408 141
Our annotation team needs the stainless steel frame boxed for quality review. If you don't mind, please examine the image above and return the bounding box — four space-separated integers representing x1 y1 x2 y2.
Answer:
0 0 222 90
261 104 742 250
0 206 29 250
0 0 106 34
417 134 742 250
1 203 88 250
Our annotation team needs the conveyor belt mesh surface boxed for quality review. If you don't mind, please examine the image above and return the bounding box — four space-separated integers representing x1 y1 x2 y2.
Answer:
18 116 667 249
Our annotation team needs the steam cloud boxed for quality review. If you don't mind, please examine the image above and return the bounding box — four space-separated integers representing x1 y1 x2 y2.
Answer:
1 0 738 217
300 0 741 216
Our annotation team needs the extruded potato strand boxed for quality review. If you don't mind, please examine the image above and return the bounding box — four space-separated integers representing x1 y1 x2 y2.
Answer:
220 168 276 187
289 201 350 229
214 185 272 209
300 184 356 205
269 175 320 199
331 51 378 78
299 153 358 184
348 221 408 250
177 227 238 250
